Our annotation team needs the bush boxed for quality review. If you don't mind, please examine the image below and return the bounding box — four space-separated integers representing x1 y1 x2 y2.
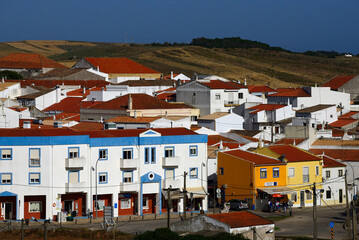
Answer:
0 70 22 79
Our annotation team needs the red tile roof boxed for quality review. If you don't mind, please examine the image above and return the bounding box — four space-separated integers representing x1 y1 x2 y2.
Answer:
156 87 176 94
66 87 102 97
322 76 355 90
222 148 284 165
5 79 110 88
9 107 28 112
268 144 321 162
200 80 246 90
43 97 102 113
275 138 306 145
70 122 104 131
248 104 286 113
0 53 67 69
329 118 358 128
248 85 276 93
84 57 159 74
156 92 176 101
339 111 359 119
209 212 273 228
89 93 193 110
322 155 346 168
163 73 179 79
310 149 359 162
269 88 310 97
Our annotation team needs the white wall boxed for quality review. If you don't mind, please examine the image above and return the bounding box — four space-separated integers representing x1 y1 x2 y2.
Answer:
215 113 244 132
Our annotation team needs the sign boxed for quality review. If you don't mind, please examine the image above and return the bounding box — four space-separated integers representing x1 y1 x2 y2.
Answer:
216 188 221 194
265 182 278 187
329 222 334 228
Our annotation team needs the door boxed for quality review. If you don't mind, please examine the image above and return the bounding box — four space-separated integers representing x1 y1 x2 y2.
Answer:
228 92 234 104
5 203 12 220
300 191 305 208
339 189 343 203
134 198 138 215
64 200 73 213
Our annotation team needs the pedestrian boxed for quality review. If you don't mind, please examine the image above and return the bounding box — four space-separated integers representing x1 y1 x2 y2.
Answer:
283 202 287 213
275 200 280 212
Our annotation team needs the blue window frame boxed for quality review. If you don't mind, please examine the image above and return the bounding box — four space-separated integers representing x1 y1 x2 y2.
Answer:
144 147 156 164
273 167 279 178
219 167 224 175
0 148 12 160
123 148 133 160
189 168 198 179
123 171 133 183
0 173 12 185
68 147 79 159
260 168 267 179
151 147 156 164
165 146 175 158
145 147 149 164
189 145 198 157
99 149 108 160
29 148 41 167
165 169 175 180
29 172 41 185
99 172 108 184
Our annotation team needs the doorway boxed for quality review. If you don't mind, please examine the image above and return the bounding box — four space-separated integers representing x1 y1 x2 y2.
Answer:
339 189 343 203
3 202 13 220
64 200 73 213
300 191 305 208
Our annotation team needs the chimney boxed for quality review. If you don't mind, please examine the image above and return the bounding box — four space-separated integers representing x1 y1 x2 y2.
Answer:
128 94 133 110
97 66 100 71
83 86 86 97
23 121 31 129
171 71 174 79
134 110 137 119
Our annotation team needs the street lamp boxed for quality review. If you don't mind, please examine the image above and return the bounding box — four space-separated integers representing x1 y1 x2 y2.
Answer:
93 158 100 219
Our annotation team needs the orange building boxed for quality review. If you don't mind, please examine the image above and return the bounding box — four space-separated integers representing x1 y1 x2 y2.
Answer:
217 149 287 210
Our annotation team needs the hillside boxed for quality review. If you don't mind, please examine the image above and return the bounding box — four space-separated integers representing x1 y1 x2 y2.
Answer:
1 40 359 88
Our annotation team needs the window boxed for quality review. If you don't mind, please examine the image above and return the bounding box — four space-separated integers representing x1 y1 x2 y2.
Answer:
68 147 79 159
151 147 156 164
1 149 12 160
306 191 312 200
143 197 149 209
326 170 331 178
238 93 243 99
219 167 224 175
123 171 133 183
29 173 40 184
123 149 133 160
165 169 175 180
165 147 174 158
99 172 108 184
29 148 40 167
330 114 333 118
189 168 198 179
191 116 197 122
120 198 131 209
338 169 343 177
189 146 198 156
0 173 12 185
99 149 108 160
291 192 297 202
289 168 295 178
273 168 279 178
260 168 267 179
315 166 319 176
326 190 332 199
303 167 309 183
95 199 105 211
29 202 41 212
215 94 221 100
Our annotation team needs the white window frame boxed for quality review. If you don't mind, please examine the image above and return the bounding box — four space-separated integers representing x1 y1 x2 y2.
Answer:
1 149 12 160
29 173 40 184
29 148 40 167
165 147 174 158
289 167 295 178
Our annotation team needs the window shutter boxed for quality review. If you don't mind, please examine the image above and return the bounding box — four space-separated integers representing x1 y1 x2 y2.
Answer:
2 174 11 181
123 172 132 178
30 149 40 159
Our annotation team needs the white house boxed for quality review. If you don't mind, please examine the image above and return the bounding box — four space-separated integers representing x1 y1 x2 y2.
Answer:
294 104 338 126
197 112 244 132
0 82 22 99
0 127 207 220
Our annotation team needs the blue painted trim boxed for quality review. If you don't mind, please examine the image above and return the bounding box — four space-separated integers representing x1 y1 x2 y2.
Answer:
122 148 133 160
68 171 80 183
151 147 156 164
0 191 17 197
189 145 198 157
273 167 279 178
0 148 12 160
122 170 133 182
260 168 267 179
0 135 89 146
0 173 12 185
189 167 198 179
164 146 175 158
68 147 80 158
99 149 108 160
29 148 41 168
29 172 41 185
99 172 108 184
144 147 149 164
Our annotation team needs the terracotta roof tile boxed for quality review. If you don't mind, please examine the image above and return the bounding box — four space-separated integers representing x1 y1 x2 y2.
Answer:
247 85 276 93
0 53 66 69
43 97 102 113
209 212 273 228
222 148 285 165
312 139 359 146
248 104 286 113
66 87 102 97
70 122 104 131
322 155 346 168
269 88 310 97
268 144 321 162
84 57 159 74
310 149 359 162
340 111 359 119
156 92 176 101
329 119 358 128
322 76 356 90
118 79 175 86
275 138 306 145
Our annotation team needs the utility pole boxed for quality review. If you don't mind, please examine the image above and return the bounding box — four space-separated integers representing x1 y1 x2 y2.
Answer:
313 183 317 240
183 171 187 220
167 186 172 228
21 218 24 240
253 227 257 240
353 200 357 240
44 220 48 240
345 171 352 239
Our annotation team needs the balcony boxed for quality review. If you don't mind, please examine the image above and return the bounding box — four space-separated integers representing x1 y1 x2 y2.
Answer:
119 182 139 192
65 156 86 170
224 100 240 107
162 156 180 168
120 158 138 169
65 182 86 193
162 179 181 189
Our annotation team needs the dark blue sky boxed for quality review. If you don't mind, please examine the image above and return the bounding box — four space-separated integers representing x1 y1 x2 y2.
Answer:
1 0 358 53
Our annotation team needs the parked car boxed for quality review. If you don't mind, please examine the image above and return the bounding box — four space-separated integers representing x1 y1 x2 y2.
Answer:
227 199 248 211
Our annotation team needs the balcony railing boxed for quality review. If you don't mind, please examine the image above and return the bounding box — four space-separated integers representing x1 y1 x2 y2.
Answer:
65 182 86 193
224 100 240 107
120 158 138 169
65 156 86 170
119 182 139 192
162 179 181 189
162 156 180 167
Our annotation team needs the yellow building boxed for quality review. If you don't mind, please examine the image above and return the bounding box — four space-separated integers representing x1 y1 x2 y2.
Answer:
254 144 323 208
217 149 287 210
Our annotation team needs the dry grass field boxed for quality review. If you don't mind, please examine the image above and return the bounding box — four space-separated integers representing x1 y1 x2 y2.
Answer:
1 40 359 87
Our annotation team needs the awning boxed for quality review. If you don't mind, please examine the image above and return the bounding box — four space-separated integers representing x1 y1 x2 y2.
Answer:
162 190 182 200
257 187 296 195
162 187 207 199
